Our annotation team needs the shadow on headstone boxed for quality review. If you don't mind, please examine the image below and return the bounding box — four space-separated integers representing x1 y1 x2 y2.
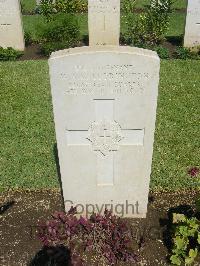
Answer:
53 144 65 211
28 246 71 266
0 201 15 215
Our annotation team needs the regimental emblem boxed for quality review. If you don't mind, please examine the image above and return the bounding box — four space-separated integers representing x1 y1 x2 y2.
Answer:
87 120 124 156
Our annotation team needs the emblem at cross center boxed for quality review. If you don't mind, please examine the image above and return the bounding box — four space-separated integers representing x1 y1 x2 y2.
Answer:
87 119 123 156
66 99 144 185
66 99 144 156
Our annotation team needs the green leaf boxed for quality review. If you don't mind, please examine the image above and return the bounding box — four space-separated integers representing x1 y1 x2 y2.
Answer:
198 232 200 244
185 248 198 265
189 248 198 258
178 225 188 236
174 236 188 250
188 218 199 230
173 213 186 224
170 254 182 265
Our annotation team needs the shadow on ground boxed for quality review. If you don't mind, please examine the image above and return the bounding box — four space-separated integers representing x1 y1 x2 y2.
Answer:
28 246 71 266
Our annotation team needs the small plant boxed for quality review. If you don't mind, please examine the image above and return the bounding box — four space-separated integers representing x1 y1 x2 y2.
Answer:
38 0 56 21
170 213 200 265
0 47 23 61
175 47 200 60
154 46 170 59
38 208 139 265
188 167 200 177
40 42 67 56
126 0 173 46
175 47 192 60
38 14 80 55
39 0 87 21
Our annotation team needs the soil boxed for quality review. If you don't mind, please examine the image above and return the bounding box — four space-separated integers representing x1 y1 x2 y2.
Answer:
19 37 182 61
0 189 200 266
19 44 47 61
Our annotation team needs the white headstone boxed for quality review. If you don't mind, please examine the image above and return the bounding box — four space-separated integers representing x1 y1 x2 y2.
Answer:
184 0 200 47
88 0 120 46
0 0 24 50
49 46 160 218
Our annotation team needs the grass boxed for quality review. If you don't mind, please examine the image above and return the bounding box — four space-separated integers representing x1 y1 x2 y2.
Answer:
166 13 186 37
152 60 200 189
0 61 57 191
21 0 36 14
0 60 199 192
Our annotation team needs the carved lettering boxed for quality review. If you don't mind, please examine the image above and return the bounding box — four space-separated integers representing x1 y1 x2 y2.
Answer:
60 64 149 95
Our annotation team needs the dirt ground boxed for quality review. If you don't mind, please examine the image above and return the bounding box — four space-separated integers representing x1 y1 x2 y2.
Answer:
19 44 47 61
18 35 182 61
0 189 200 266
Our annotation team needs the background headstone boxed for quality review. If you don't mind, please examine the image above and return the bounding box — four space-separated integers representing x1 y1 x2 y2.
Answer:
0 0 24 50
88 0 120 46
184 0 200 47
49 46 160 218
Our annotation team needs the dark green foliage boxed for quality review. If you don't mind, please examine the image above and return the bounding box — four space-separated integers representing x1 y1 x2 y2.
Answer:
0 47 23 61
175 47 200 60
40 14 79 42
40 42 67 56
154 46 170 59
39 14 80 55
175 47 193 59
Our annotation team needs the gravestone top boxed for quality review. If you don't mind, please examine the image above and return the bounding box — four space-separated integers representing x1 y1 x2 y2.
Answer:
50 46 159 59
49 46 160 218
88 0 120 46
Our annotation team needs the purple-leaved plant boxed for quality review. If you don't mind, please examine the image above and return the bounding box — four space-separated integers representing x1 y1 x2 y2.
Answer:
188 167 200 177
37 208 139 265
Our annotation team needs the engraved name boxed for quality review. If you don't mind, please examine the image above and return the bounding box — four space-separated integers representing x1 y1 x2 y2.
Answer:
59 64 150 95
89 0 119 13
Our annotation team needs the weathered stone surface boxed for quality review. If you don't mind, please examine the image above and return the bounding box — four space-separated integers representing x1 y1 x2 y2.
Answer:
88 0 120 46
49 46 160 218
184 0 200 47
0 0 24 50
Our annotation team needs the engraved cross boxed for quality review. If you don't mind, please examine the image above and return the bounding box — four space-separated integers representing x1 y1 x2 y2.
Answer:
66 99 144 185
